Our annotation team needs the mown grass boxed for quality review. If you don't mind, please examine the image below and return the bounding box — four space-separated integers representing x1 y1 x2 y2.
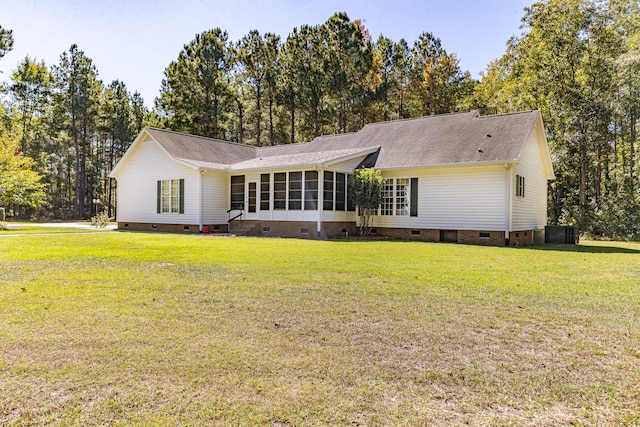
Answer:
0 233 638 426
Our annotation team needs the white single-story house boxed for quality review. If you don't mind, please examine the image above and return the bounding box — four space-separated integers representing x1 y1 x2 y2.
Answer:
109 110 554 245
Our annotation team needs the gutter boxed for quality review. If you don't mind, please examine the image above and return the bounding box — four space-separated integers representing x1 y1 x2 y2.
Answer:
375 159 519 172
198 169 204 232
505 163 513 242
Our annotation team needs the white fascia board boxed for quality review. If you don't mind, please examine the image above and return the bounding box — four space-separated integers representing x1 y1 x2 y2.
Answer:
109 127 200 177
109 127 150 178
171 158 206 171
225 164 321 174
514 112 555 181
375 159 519 172
536 116 556 180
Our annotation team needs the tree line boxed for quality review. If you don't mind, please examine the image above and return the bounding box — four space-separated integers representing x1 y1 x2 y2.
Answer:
156 12 474 145
1 2 639 238
467 0 639 237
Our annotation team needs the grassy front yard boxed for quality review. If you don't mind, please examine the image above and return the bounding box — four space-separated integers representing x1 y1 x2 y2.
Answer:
1 233 639 425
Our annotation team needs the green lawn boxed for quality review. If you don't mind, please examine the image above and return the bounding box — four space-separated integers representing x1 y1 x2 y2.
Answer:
1 233 638 426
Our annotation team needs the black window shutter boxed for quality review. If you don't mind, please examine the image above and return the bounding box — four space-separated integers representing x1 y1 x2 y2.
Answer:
410 178 418 217
179 179 185 214
157 180 161 213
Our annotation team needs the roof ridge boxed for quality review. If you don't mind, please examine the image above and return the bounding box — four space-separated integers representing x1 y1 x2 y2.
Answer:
475 110 539 119
361 110 480 129
313 131 359 139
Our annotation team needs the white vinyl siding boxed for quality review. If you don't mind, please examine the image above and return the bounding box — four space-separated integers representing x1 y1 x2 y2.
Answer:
201 171 230 224
328 156 369 173
114 135 199 224
370 165 507 230
512 122 549 230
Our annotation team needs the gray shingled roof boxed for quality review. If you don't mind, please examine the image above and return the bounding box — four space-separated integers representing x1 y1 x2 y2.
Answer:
141 110 542 171
146 127 256 165
228 147 380 171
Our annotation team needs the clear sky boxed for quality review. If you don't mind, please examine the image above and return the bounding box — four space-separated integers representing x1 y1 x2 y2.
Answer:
1 0 532 108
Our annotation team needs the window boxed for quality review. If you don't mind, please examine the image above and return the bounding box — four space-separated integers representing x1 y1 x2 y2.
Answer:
304 171 318 210
395 178 410 216
260 174 270 210
323 171 334 210
274 173 286 210
322 171 353 211
248 182 257 213
288 171 302 210
335 173 346 211
157 178 183 214
230 175 245 209
516 174 525 197
381 178 394 215
378 177 417 216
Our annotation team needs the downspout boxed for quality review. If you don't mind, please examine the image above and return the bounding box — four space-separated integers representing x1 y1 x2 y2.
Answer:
317 166 323 238
198 169 204 232
505 163 513 244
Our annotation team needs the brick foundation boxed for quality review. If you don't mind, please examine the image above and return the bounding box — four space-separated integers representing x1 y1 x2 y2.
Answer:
118 220 538 247
321 222 359 238
370 227 440 242
117 222 227 233
509 230 535 246
458 230 506 246
229 220 357 239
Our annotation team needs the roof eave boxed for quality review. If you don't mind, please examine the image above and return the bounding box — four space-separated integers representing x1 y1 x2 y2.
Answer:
375 159 520 171
321 147 381 168
229 163 323 173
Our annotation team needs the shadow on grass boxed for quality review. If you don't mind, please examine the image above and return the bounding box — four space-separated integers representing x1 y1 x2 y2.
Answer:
515 243 640 254
327 237 640 254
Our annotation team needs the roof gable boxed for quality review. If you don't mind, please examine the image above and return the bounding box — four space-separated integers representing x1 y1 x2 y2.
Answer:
146 127 257 165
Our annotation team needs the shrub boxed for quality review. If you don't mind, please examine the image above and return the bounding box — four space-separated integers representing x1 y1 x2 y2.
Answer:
349 168 383 236
90 211 110 229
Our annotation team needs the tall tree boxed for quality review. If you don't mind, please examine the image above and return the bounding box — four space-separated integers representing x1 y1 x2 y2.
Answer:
323 13 375 133
263 33 281 145
10 57 52 159
0 24 13 62
236 30 280 146
373 36 396 122
0 24 13 93
52 44 101 219
98 80 143 217
467 0 640 237
157 28 232 139
278 39 301 144
392 39 413 119
0 127 46 210
411 32 471 115
282 25 328 140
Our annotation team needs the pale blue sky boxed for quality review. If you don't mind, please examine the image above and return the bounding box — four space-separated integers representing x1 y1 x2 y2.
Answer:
1 0 532 108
